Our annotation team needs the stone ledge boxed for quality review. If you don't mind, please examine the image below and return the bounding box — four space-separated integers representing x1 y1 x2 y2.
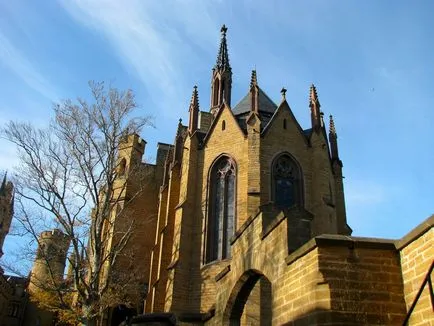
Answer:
395 214 434 250
315 234 396 250
285 234 397 265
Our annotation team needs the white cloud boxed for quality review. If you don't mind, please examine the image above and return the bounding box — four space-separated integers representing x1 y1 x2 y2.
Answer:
60 0 220 114
0 32 58 101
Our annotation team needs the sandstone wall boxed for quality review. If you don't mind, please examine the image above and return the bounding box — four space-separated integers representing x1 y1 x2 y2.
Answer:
398 215 434 325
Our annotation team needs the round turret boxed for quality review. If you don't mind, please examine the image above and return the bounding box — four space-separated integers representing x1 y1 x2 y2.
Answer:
29 229 70 293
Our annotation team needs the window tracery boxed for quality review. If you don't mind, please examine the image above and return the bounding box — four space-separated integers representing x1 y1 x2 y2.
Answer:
206 157 236 263
272 154 302 208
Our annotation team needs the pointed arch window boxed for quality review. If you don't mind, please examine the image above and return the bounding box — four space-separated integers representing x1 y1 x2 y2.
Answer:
212 78 220 107
206 156 236 263
272 154 303 208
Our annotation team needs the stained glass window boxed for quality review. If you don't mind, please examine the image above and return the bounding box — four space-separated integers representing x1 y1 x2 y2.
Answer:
206 157 236 263
273 154 302 208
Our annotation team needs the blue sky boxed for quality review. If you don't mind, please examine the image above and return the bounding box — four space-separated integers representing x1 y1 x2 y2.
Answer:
0 0 433 265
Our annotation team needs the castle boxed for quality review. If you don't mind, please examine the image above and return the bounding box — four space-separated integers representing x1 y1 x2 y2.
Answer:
0 26 432 325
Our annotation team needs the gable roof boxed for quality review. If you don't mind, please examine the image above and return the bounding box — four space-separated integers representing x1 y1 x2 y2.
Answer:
201 103 246 148
261 99 310 146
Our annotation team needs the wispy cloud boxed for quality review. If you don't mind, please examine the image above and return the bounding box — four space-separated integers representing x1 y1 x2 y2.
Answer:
60 0 219 114
0 32 58 101
345 179 389 206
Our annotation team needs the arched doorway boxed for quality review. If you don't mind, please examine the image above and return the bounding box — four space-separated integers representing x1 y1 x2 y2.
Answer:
223 270 272 326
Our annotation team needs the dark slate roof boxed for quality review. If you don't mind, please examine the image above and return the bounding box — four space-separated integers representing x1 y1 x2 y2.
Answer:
232 87 277 115
303 128 313 138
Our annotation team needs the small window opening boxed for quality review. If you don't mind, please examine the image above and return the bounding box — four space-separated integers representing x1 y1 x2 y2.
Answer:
283 119 287 129
118 158 127 176
222 120 226 131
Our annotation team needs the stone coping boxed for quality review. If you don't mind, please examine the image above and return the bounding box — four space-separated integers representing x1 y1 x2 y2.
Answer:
395 214 434 250
283 215 433 265
230 210 260 245
214 265 231 282
285 234 397 265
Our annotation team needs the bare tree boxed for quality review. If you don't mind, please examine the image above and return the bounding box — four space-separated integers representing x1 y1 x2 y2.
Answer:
1 81 153 325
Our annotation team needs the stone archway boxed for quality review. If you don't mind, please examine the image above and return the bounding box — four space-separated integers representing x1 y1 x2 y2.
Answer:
223 270 272 326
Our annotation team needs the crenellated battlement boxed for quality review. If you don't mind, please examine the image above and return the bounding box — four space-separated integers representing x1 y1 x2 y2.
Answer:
119 133 146 152
39 229 70 241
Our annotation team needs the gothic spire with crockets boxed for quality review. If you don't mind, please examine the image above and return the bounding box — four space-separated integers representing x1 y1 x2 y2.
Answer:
215 24 231 72
210 25 233 114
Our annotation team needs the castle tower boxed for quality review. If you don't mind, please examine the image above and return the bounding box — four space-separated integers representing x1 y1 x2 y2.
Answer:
28 229 70 293
115 134 147 201
0 173 14 258
210 24 232 115
117 134 146 178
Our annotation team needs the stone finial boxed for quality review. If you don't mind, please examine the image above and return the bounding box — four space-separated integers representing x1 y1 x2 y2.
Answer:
221 24 228 35
281 87 287 100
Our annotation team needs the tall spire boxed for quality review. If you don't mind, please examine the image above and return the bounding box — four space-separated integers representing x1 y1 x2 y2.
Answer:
250 70 259 113
215 24 231 72
329 115 340 162
210 25 232 114
309 84 322 132
188 86 199 135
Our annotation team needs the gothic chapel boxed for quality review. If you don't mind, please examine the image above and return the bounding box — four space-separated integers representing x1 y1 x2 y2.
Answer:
144 23 352 322
111 25 431 325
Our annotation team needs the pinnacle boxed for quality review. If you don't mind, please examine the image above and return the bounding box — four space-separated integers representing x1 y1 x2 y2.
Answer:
189 85 199 111
250 70 258 88
329 115 336 135
309 84 321 110
310 84 318 102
